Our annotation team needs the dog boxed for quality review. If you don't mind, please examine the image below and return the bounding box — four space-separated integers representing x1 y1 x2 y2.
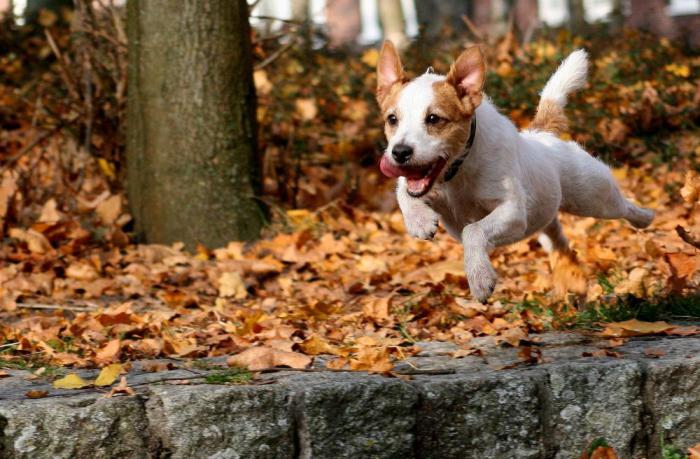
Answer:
375 41 654 303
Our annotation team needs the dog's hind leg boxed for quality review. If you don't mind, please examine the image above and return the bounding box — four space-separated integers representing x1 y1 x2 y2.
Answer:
538 217 570 255
538 217 587 296
623 201 655 229
561 156 655 229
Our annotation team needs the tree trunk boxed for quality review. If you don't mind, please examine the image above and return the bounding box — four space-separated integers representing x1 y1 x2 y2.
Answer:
127 0 265 249
326 0 361 48
291 0 309 22
567 0 586 34
378 0 407 49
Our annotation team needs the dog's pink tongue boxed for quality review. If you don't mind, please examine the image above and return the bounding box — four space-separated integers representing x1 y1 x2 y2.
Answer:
406 177 430 196
379 156 403 178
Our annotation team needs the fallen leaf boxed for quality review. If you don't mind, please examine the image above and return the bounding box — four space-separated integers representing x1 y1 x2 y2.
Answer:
601 319 674 337
665 252 698 279
218 272 248 299
25 390 48 399
140 360 176 372
53 373 92 389
106 376 135 397
0 370 9 378
227 346 311 371
96 195 122 225
38 198 62 223
295 98 318 121
299 335 347 356
689 443 700 459
9 228 52 254
94 339 121 365
518 346 544 365
348 346 393 373
362 296 391 323
94 363 123 386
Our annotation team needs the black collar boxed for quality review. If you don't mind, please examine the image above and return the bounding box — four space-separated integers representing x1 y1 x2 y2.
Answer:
443 117 477 182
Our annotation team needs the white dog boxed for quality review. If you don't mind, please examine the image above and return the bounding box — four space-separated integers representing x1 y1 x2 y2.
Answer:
376 41 654 303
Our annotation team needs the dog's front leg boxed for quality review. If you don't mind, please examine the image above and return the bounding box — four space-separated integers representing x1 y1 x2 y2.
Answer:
462 201 527 302
397 178 439 240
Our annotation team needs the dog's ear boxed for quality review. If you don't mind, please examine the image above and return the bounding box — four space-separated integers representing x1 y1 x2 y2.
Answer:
446 46 485 111
376 40 404 104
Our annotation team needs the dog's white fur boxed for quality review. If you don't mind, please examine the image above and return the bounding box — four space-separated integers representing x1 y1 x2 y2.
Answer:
383 48 654 302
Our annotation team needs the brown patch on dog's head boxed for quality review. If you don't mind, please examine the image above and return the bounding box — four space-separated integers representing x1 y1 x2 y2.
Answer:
427 81 473 152
376 40 406 106
530 100 568 136
446 46 486 113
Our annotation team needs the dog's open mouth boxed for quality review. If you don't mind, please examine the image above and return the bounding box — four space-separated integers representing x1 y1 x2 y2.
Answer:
379 156 447 197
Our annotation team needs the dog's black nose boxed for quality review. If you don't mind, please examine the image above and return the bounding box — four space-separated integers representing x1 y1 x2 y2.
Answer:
392 144 413 163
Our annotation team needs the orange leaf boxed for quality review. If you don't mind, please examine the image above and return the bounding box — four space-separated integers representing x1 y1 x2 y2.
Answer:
227 346 311 371
601 319 674 337
348 346 393 373
94 339 121 365
688 443 700 459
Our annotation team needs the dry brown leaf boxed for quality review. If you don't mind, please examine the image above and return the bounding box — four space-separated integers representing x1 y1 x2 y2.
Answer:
680 170 700 204
140 360 176 372
25 390 49 399
218 272 248 299
0 370 9 378
9 228 52 254
688 443 700 459
38 199 62 223
601 319 675 337
94 339 121 365
299 335 347 356
96 195 122 225
227 346 311 371
665 252 698 279
426 260 464 283
362 296 391 323
349 346 393 373
106 376 135 397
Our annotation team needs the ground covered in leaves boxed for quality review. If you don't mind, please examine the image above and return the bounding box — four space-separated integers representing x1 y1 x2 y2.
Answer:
1 15 700 373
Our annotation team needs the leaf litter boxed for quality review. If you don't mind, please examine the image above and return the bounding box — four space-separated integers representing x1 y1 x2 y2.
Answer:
2 24 700 376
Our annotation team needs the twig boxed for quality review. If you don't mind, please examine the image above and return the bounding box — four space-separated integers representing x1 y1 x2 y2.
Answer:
0 127 62 175
250 15 303 25
44 30 81 100
0 342 19 350
17 302 98 312
460 15 485 42
676 225 700 250
255 37 299 71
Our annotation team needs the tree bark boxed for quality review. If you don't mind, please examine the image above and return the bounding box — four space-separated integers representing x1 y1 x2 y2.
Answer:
567 0 586 34
326 0 361 48
127 0 265 249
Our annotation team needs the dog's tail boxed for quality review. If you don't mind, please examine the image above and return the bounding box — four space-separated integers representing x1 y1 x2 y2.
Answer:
530 49 588 136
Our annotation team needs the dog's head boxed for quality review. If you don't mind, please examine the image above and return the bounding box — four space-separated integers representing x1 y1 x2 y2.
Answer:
376 41 485 197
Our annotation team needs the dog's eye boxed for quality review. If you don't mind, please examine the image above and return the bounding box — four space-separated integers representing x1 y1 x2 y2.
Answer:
387 114 398 126
425 114 442 125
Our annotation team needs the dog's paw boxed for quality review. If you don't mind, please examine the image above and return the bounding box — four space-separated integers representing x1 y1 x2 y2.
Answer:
405 217 438 240
466 260 498 304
